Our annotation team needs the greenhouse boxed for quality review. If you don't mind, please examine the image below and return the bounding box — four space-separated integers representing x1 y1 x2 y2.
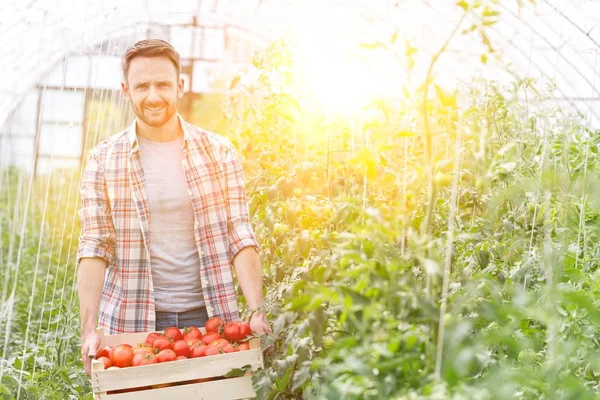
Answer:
1 0 600 398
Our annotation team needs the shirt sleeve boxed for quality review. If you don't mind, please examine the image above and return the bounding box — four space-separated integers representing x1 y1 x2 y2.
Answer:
222 144 260 263
76 152 116 267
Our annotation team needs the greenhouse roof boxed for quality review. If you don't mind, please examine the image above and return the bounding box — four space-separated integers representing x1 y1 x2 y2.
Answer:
1 0 600 127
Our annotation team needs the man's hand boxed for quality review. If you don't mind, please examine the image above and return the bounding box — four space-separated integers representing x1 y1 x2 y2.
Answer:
250 312 272 335
81 332 100 376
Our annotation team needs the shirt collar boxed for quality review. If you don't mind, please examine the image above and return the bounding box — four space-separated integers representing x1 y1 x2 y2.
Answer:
128 113 190 157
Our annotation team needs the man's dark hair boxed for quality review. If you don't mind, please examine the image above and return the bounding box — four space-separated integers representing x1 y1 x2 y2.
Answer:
122 39 181 80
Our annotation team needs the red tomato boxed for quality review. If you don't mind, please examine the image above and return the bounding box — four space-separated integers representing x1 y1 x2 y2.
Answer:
96 346 114 360
190 345 207 358
201 331 221 345
187 339 202 348
222 344 235 353
121 344 133 349
205 317 224 333
240 323 252 339
145 332 161 346
157 349 177 363
164 327 183 342
237 342 250 351
172 340 190 358
153 337 173 351
205 346 220 356
176 356 188 360
209 338 230 350
111 345 134 368
133 343 155 355
97 356 112 369
182 326 203 341
132 352 158 366
223 322 243 342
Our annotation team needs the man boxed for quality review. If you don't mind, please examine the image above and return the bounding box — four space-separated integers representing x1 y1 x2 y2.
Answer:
77 39 270 376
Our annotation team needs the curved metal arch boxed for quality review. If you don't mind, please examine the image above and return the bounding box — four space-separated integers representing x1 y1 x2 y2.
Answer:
2 0 600 127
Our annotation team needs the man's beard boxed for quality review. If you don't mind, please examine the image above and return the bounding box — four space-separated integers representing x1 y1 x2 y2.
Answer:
134 101 177 128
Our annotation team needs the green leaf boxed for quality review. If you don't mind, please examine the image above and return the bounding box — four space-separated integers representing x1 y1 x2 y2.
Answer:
229 76 241 90
390 29 398 45
359 41 387 50
457 1 469 11
224 364 252 378
308 306 326 346
482 7 500 17
563 291 600 325
339 286 370 306
291 362 311 391
434 84 457 108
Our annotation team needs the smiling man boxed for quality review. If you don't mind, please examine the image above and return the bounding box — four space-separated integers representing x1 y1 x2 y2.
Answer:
76 39 270 375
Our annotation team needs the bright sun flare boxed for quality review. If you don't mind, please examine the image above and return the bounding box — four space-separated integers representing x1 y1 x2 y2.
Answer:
292 45 403 116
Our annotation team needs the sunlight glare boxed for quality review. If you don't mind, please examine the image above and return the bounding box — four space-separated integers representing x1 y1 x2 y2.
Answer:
291 35 403 116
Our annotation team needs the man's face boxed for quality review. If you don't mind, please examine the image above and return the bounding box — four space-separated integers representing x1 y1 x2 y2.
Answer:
121 56 183 128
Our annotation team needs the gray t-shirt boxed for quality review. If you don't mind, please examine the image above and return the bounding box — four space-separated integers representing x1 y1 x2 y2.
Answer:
137 134 204 312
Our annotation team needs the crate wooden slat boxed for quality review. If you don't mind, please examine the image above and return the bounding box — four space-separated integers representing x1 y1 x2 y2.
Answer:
95 377 255 400
91 327 263 399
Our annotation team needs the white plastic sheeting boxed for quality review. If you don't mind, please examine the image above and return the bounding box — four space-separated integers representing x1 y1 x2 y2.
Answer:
0 0 599 173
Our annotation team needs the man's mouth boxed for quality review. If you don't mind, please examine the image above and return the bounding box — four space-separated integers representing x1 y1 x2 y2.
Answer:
145 106 165 112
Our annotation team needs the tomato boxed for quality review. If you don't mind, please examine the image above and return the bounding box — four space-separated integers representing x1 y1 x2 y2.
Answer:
205 346 220 356
205 317 224 333
223 322 253 342
222 344 235 353
176 356 188 360
97 356 112 369
182 326 202 341
121 344 133 349
237 342 250 351
111 345 134 368
190 345 207 358
240 323 252 339
209 338 230 349
132 352 158 366
187 339 202 348
96 346 115 360
223 323 243 342
164 326 183 342
201 331 221 345
153 337 173 351
172 340 190 358
145 332 161 346
157 349 177 363
133 343 155 355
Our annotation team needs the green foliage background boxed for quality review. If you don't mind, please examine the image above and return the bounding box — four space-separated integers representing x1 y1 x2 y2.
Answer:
3 1 600 399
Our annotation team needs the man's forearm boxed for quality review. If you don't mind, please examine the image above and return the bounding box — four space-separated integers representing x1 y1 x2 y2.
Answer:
78 257 107 335
232 247 263 311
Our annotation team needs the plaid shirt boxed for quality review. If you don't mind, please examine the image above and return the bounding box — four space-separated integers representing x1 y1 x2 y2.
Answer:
77 115 259 334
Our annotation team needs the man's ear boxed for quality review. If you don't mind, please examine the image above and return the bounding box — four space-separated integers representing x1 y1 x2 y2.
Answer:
178 77 184 99
121 81 130 100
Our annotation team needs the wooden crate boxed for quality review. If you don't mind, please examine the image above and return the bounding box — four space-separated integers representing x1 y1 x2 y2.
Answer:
91 327 263 400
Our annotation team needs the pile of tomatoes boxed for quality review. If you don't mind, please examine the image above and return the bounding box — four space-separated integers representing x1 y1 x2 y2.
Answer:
96 317 253 369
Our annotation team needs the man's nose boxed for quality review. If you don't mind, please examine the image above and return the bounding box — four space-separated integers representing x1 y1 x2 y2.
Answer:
147 86 161 102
